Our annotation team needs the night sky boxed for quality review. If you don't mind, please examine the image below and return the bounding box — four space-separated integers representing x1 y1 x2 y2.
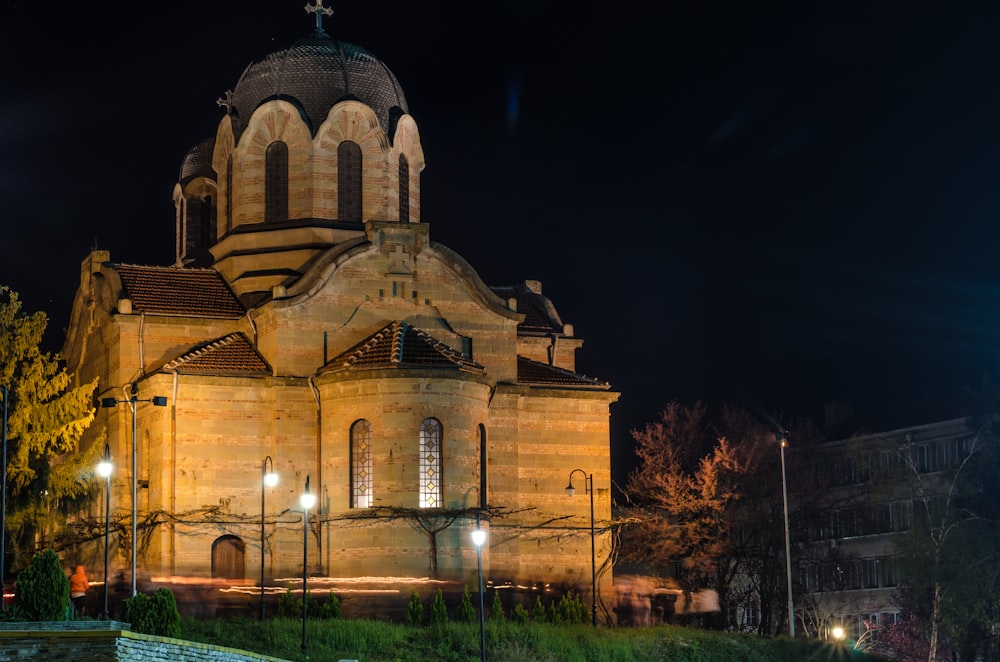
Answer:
4 2 1000 486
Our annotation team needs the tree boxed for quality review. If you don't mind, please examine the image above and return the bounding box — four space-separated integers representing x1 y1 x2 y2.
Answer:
621 400 823 634
869 418 1000 662
0 286 98 570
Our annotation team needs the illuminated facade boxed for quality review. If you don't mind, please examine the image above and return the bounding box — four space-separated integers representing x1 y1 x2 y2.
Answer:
61 7 618 616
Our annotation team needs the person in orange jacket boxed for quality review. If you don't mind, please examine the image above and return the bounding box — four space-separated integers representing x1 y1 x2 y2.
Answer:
69 565 89 617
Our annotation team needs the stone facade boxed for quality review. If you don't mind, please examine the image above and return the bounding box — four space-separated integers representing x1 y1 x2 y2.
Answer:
61 9 618 619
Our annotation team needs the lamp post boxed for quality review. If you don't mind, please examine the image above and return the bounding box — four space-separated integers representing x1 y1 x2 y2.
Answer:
299 476 316 656
565 468 597 627
778 433 795 638
101 383 167 597
472 518 487 662
260 456 278 620
97 444 113 620
1 385 8 614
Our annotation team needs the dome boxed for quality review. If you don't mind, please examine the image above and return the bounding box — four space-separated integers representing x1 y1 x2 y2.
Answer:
229 28 409 144
178 137 216 183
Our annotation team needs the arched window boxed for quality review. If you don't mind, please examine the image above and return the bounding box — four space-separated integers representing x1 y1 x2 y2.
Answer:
265 141 288 224
225 154 234 233
419 418 442 508
398 154 409 222
211 535 245 579
351 419 373 508
338 141 362 222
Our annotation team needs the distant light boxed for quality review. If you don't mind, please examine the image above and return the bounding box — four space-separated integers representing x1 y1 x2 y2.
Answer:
832 626 845 640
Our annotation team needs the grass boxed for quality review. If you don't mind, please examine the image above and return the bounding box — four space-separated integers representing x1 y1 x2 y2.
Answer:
179 617 890 662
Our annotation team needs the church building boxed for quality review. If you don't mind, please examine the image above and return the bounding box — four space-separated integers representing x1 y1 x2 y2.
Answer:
61 4 619 616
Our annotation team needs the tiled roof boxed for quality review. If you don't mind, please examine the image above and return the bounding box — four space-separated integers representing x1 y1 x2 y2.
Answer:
490 283 563 334
517 356 610 389
322 321 486 374
162 333 271 376
114 264 245 318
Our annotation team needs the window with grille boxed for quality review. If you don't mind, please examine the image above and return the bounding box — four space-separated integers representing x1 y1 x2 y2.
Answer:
338 141 362 222
265 141 288 224
419 418 442 508
398 154 409 222
351 419 373 508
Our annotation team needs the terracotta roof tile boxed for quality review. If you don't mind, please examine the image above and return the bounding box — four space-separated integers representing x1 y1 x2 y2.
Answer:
322 321 486 374
517 356 610 389
114 264 246 318
162 333 271 376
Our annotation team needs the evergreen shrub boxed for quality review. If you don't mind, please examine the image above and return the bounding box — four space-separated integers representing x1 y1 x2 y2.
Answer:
15 549 70 621
122 588 181 637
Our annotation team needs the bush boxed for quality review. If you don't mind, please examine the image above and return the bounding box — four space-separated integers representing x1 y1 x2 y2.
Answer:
429 588 448 626
456 585 475 624
122 588 181 637
16 549 70 621
316 591 341 619
277 587 298 618
532 595 547 623
489 590 505 623
405 590 423 626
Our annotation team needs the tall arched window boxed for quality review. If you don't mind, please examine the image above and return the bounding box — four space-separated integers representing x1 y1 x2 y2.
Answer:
398 154 409 222
265 141 288 224
338 141 362 222
419 418 442 508
351 419 373 508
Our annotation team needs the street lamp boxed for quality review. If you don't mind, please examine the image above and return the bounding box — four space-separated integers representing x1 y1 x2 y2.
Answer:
101 383 167 597
260 456 278 620
778 432 795 638
565 468 597 627
97 444 113 620
472 519 487 662
299 476 316 656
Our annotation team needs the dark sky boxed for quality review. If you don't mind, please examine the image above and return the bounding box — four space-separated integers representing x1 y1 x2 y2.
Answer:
4 2 1000 485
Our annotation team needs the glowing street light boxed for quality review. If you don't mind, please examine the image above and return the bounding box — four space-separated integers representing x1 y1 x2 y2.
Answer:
565 468 597 627
101 383 167 596
97 444 113 620
300 476 316 656
832 625 845 641
260 456 278 620
472 522 487 662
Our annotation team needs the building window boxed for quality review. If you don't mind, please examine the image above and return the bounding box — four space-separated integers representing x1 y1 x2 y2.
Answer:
265 141 288 224
338 141 362 222
419 418 442 508
398 154 409 222
351 419 373 508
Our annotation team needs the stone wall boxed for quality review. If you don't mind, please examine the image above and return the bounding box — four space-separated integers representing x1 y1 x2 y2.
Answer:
0 621 286 662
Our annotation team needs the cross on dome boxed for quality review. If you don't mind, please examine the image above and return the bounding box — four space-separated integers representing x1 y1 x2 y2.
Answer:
305 1 333 33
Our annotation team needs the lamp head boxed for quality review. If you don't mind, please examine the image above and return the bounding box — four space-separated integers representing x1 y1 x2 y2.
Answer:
97 459 112 478
565 482 575 497
471 529 486 547
300 475 317 510
264 471 279 488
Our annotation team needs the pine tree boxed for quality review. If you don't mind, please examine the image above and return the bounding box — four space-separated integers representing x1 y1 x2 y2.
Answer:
0 287 97 570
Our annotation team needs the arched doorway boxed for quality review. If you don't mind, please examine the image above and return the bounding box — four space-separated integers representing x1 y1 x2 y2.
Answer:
212 535 246 580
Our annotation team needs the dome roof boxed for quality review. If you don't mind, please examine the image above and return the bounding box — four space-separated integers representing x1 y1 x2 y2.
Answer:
178 137 216 183
228 28 409 144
